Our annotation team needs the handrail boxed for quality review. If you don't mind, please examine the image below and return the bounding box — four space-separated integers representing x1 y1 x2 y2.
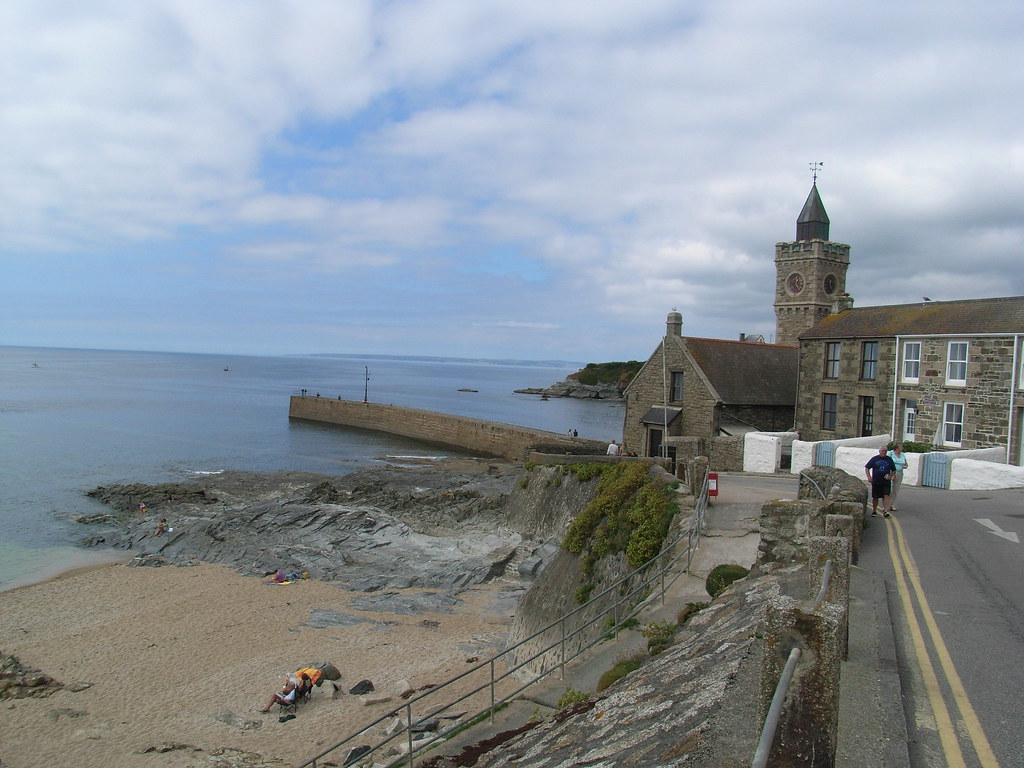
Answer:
798 471 828 500
751 559 833 768
299 463 712 768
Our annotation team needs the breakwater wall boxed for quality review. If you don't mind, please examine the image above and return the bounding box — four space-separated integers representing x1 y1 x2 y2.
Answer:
289 396 606 460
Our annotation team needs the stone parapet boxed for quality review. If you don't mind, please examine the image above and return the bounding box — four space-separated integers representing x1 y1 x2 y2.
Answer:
289 396 603 460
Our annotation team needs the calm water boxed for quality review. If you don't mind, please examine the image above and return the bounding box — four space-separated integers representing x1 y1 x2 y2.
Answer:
0 346 624 591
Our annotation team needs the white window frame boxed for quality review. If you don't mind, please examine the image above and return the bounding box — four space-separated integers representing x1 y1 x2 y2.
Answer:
942 402 964 447
902 341 921 383
946 341 968 386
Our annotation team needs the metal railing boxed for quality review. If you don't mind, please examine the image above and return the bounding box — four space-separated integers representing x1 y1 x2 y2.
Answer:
751 559 834 768
299 466 711 768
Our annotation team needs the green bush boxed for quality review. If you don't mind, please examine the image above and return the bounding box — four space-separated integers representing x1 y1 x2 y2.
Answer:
596 653 645 692
571 361 642 387
900 441 930 453
642 620 676 652
706 564 749 599
575 583 595 604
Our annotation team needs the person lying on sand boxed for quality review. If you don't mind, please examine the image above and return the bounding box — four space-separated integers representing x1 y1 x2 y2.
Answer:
260 675 297 712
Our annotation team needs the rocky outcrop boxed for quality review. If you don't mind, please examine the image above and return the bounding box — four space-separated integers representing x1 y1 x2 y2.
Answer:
505 464 692 676
514 379 623 400
78 460 605 599
0 654 64 699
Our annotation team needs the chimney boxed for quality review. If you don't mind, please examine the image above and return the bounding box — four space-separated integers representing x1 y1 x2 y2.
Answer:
666 310 682 337
831 293 855 314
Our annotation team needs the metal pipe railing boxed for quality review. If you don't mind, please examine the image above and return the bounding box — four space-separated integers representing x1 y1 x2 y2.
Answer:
750 559 834 768
298 464 712 768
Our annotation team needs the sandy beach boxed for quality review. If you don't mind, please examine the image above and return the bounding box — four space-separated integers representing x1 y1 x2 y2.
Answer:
0 562 518 768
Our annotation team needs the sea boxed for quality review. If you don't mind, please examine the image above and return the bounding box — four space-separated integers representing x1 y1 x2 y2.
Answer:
0 346 624 593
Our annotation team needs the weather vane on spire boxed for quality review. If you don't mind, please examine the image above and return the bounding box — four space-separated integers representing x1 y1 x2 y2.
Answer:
809 161 824 184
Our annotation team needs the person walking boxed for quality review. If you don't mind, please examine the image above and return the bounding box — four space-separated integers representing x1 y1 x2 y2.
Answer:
887 442 909 511
865 445 896 518
606 440 621 456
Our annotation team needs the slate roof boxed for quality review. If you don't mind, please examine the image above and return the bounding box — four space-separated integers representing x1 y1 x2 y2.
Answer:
800 296 1024 339
796 183 830 241
639 406 682 426
669 335 799 406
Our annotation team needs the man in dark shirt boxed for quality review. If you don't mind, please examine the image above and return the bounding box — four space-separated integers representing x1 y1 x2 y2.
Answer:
864 445 897 518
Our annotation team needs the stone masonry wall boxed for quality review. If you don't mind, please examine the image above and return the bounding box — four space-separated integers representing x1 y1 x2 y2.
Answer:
796 338 898 442
289 396 603 460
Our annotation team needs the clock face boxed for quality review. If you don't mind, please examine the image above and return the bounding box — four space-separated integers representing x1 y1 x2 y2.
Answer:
824 274 837 295
786 272 804 295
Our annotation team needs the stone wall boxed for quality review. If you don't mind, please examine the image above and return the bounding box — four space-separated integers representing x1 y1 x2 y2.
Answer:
289 396 604 460
709 435 744 471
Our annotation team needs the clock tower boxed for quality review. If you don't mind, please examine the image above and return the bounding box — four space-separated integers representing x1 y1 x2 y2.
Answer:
774 182 850 345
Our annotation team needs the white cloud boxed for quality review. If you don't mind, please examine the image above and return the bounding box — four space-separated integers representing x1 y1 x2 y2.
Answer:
1 0 1022 358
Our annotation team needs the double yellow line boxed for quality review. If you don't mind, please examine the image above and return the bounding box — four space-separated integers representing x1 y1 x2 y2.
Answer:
884 517 1000 768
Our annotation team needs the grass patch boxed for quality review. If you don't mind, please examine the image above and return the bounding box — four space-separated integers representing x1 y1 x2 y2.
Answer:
596 653 645 692
558 687 590 707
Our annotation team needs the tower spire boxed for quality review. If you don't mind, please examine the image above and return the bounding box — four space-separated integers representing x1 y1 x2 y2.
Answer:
796 166 830 241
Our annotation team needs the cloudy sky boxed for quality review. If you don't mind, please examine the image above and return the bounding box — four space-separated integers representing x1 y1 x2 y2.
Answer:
3 1 1022 362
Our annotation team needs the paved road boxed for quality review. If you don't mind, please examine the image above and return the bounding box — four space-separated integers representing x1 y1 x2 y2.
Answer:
858 483 1024 768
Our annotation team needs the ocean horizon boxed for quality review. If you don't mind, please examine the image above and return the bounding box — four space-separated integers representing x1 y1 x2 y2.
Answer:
0 345 624 592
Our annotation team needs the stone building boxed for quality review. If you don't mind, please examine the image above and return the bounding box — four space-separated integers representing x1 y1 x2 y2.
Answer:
774 183 851 346
621 311 798 458
795 296 1024 463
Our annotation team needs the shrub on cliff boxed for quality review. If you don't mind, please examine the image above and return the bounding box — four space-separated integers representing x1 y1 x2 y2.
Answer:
563 462 678 601
596 653 645 692
706 564 749 599
571 361 642 387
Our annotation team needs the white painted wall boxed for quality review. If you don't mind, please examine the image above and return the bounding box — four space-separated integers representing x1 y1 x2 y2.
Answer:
790 435 891 475
791 440 815 474
743 432 797 473
941 447 1005 462
949 458 1024 490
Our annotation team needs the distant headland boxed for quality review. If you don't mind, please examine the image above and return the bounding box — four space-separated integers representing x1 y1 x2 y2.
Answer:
516 361 641 400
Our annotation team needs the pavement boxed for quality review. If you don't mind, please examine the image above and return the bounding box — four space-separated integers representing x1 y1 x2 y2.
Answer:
431 472 912 766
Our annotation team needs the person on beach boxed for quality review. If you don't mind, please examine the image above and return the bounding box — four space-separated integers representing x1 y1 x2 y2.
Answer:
864 445 896 518
606 440 621 456
260 675 298 712
154 519 168 535
138 502 147 514
887 443 908 510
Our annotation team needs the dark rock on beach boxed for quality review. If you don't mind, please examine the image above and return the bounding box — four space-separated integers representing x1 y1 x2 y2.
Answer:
79 459 566 596
0 654 64 700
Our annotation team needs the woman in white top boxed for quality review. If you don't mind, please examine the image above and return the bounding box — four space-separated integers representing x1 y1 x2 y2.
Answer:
887 443 909 511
